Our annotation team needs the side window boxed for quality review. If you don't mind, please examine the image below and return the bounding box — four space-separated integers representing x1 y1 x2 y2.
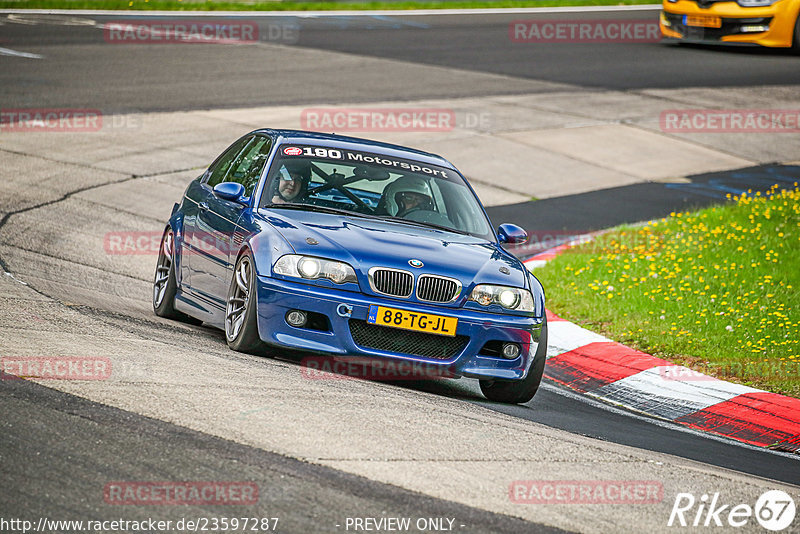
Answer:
205 136 252 188
226 136 273 196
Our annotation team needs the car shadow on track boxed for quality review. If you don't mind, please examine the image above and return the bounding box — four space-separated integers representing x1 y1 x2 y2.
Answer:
272 350 488 401
669 42 800 56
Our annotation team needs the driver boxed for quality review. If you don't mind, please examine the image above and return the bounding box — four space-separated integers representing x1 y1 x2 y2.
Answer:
271 160 311 204
387 176 434 217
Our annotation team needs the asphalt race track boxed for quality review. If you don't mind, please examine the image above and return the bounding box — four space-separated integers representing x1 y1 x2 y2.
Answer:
1 9 799 533
1 9 800 111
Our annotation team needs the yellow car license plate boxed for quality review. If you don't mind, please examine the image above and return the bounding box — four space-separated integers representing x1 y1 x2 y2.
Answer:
685 15 722 28
367 305 458 337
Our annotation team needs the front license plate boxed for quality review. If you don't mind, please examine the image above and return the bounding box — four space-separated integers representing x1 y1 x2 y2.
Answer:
684 15 721 28
367 306 458 337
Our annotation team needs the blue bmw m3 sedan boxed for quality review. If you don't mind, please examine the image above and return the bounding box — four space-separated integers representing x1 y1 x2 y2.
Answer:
153 129 546 403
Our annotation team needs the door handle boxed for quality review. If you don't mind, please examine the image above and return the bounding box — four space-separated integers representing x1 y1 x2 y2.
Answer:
199 202 209 211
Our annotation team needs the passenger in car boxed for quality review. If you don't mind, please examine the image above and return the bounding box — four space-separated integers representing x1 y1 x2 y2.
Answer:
397 191 433 217
383 176 435 217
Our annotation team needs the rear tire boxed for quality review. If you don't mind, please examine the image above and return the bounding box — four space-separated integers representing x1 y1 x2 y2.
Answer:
225 250 266 354
153 227 201 325
480 316 547 404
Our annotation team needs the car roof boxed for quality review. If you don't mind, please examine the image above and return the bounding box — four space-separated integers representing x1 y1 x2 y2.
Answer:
253 129 457 171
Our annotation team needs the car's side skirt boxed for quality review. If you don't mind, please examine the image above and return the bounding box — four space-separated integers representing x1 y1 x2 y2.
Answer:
174 289 225 329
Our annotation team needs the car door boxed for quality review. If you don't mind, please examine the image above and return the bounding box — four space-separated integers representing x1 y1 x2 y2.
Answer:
182 135 251 302
190 135 273 306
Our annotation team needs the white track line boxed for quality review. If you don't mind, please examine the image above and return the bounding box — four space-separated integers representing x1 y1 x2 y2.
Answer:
7 13 97 25
0 46 43 59
0 6 662 17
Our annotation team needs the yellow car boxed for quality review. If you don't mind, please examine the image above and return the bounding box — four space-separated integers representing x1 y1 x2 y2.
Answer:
661 0 800 48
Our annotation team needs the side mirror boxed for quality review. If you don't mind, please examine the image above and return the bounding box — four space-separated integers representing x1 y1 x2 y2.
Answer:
497 223 528 244
213 182 246 203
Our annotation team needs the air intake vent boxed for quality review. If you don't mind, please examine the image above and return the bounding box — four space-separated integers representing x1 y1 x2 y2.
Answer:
349 320 468 360
369 268 413 298
417 275 461 303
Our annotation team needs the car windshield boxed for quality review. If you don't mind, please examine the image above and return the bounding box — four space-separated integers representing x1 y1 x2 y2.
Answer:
259 144 494 240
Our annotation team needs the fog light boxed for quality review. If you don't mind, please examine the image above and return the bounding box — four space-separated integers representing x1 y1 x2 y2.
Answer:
286 310 307 327
740 25 768 32
502 343 521 359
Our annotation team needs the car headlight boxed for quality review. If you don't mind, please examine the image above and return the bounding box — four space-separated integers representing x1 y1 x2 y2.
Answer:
468 285 534 312
274 255 357 284
736 0 776 6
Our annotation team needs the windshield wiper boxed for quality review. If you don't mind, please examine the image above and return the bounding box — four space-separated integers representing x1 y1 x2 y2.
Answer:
264 203 372 218
380 216 471 236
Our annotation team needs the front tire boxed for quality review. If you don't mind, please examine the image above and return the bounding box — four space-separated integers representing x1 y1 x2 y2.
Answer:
225 251 266 354
480 316 548 404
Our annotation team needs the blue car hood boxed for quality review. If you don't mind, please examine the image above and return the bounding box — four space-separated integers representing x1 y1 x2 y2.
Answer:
259 209 528 291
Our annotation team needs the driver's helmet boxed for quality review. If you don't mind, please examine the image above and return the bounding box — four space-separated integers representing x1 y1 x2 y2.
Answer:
385 176 433 216
273 159 311 201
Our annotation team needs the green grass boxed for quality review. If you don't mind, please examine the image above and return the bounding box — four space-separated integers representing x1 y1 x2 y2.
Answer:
534 184 800 398
0 0 658 11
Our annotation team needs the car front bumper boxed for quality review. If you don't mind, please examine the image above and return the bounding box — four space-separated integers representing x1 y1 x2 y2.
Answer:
255 275 544 381
660 0 797 47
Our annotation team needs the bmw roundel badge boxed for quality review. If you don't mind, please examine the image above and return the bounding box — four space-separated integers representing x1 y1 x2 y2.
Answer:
408 259 424 268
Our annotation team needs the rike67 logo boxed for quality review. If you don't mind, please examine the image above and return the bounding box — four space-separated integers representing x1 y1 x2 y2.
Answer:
668 490 796 531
